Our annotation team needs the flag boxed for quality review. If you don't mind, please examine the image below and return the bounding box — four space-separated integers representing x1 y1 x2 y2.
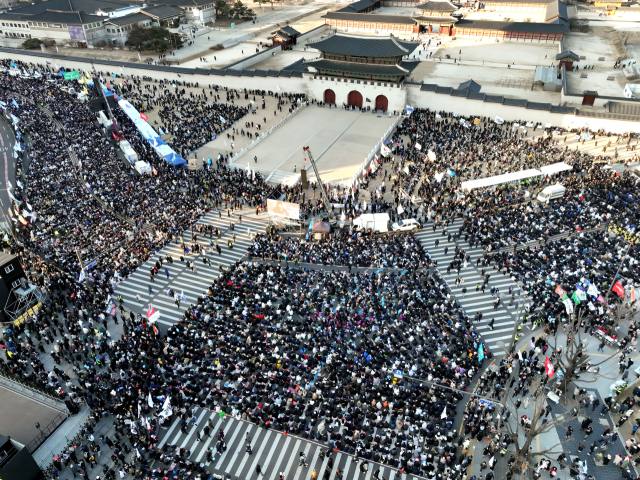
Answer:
148 392 154 408
554 285 566 296
153 325 159 335
10 62 16 67
119 66 124 72
46 61 51 65
612 281 625 297
78 269 86 283
11 99 19 109
477 343 484 361
181 290 186 303
440 407 447 419
6 180 12 190
575 289 587 301
111 73 116 78
571 291 581 305
545 357 554 378
219 115 226 123
366 98 371 103
630 286 636 303
83 86 88 95
277 85 281 91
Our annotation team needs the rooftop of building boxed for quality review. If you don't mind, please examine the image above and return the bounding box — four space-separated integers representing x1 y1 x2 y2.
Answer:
104 11 151 25
337 0 378 13
323 11 417 24
309 33 419 57
415 0 459 11
305 58 418 76
14 9 105 24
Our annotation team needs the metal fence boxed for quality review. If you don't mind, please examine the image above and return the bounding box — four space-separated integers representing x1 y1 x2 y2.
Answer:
0 371 67 410
25 412 69 454
349 113 404 188
233 102 308 172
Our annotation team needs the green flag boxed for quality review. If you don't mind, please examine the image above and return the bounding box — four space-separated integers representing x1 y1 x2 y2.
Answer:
571 291 581 305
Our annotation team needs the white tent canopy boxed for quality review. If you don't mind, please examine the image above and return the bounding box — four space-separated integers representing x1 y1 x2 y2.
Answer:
539 162 573 175
461 169 542 192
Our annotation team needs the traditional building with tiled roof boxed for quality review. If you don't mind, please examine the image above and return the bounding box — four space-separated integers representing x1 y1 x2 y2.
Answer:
305 33 419 84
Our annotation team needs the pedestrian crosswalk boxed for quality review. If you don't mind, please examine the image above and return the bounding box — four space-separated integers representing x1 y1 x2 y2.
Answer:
114 207 268 326
415 218 531 353
158 408 417 480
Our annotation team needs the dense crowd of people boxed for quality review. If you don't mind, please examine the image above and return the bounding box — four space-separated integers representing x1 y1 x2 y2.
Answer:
249 232 428 268
1 60 640 480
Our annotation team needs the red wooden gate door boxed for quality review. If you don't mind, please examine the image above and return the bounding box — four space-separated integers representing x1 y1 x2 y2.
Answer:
375 95 388 111
347 90 363 108
324 89 336 104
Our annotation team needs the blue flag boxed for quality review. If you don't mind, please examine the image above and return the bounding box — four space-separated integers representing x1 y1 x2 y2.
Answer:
11 99 18 109
478 343 484 361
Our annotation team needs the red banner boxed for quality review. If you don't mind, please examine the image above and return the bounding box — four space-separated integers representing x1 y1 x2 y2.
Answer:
140 113 148 121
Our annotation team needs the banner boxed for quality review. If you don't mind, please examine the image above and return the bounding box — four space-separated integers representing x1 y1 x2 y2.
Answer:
267 199 300 219
63 70 79 80
118 99 185 166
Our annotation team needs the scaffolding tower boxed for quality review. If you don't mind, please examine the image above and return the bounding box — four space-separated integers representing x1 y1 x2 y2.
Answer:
5 278 46 323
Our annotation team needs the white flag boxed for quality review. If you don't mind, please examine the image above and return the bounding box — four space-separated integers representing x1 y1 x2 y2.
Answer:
148 392 154 408
277 85 281 91
6 180 12 190
441 407 447 419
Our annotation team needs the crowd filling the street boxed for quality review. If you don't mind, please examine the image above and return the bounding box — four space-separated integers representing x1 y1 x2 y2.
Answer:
0 58 640 480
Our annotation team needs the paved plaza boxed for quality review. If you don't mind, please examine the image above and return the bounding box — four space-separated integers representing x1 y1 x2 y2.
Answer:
201 106 396 185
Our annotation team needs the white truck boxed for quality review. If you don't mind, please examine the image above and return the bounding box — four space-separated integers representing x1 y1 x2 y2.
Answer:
134 161 152 175
97 111 113 129
537 184 566 203
352 213 390 234
118 140 139 164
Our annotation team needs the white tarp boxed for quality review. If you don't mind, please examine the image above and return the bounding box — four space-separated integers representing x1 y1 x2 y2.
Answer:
539 162 573 176
461 169 542 191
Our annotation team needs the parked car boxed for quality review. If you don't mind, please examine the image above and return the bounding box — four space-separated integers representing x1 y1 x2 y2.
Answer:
391 218 421 232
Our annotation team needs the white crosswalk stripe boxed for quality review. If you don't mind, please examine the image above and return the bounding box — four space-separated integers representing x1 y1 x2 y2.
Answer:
114 208 269 325
415 218 531 351
157 410 423 480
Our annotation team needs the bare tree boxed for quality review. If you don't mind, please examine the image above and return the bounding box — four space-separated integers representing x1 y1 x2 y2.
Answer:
496 379 581 479
548 307 619 393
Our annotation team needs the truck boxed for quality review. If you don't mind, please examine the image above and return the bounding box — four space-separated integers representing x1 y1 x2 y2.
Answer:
97 111 113 129
118 140 139 164
537 184 566 203
352 213 390 234
134 161 152 175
